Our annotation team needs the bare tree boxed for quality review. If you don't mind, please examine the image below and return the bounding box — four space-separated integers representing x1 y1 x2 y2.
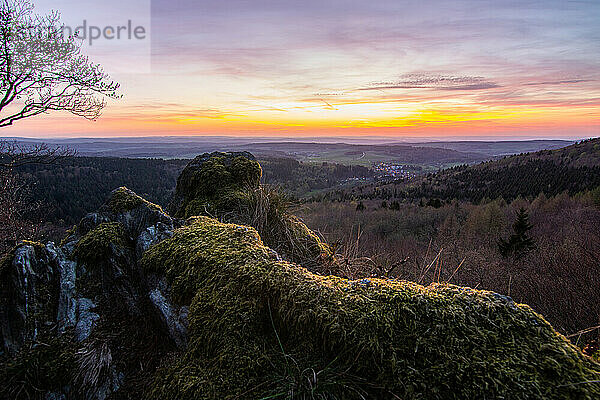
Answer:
0 0 120 251
0 140 75 252
0 165 37 253
0 140 75 167
0 0 120 127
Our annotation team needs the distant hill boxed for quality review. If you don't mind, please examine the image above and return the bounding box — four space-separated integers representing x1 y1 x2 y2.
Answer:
409 139 573 156
2 137 576 167
317 138 600 203
414 138 600 201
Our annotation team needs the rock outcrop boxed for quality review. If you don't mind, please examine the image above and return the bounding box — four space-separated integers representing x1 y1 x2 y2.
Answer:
1 152 599 399
168 151 332 268
1 187 181 399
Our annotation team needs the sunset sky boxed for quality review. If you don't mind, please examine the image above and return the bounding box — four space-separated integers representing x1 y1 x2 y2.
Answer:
6 0 600 139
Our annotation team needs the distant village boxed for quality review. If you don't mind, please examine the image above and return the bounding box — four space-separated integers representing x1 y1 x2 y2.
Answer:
372 162 415 178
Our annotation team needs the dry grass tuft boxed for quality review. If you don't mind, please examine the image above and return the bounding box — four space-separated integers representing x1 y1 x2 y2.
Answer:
74 340 114 397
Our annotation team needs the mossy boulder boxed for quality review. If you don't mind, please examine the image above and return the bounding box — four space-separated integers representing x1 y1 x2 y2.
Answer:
73 222 128 266
168 151 262 217
73 187 179 260
169 152 332 268
142 216 600 399
1 188 181 399
108 185 164 214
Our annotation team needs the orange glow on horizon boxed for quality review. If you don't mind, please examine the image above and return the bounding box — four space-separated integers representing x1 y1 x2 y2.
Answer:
9 100 597 139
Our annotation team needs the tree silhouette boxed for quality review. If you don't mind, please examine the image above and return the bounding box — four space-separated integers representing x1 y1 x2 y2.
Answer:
0 0 119 249
0 0 120 127
498 207 535 259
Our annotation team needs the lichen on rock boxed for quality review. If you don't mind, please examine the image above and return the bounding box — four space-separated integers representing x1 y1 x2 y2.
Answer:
0 242 59 355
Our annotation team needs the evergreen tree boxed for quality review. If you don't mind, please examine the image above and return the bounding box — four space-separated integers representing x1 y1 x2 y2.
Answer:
498 208 535 258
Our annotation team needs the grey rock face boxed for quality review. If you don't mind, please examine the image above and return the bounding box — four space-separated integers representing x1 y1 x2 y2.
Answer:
149 278 188 349
75 298 100 342
46 243 77 332
136 222 174 258
0 244 58 354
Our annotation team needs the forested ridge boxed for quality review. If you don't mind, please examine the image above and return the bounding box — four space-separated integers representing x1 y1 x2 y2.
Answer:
16 157 187 223
418 138 600 201
315 138 600 204
15 156 373 224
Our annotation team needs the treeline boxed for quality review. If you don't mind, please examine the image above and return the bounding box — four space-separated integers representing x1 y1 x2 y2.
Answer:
15 156 374 224
260 157 373 197
408 160 600 202
311 138 600 204
16 157 188 224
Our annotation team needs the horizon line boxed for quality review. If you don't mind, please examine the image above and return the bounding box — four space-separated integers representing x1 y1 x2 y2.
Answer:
0 134 593 143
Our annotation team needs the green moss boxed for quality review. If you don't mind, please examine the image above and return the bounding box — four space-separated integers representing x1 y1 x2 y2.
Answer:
174 154 262 219
183 190 248 218
0 334 77 400
142 217 600 399
283 214 333 265
173 154 331 268
60 224 78 246
230 155 262 187
108 186 164 214
73 222 127 265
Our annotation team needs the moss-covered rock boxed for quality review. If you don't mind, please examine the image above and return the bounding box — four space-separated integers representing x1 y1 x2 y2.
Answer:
168 152 332 269
108 186 164 214
74 186 179 262
73 222 127 266
169 151 262 217
142 216 600 399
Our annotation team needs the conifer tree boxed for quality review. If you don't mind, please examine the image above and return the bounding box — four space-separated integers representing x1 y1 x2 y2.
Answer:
498 207 535 258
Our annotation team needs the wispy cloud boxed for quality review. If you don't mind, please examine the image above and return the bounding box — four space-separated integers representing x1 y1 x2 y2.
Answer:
359 75 500 91
523 79 594 86
111 102 239 120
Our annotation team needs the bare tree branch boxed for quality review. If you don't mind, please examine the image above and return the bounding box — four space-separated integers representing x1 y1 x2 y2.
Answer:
0 0 120 127
0 139 75 168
